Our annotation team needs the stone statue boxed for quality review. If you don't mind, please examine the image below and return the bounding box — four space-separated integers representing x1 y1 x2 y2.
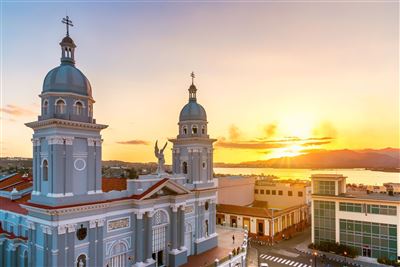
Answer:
154 140 168 174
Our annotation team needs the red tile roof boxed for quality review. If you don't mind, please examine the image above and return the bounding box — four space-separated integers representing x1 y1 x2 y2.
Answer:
0 174 32 191
0 175 172 214
0 195 30 215
102 177 127 192
22 178 170 210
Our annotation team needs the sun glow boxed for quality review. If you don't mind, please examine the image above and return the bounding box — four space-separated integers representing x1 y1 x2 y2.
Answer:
272 144 304 158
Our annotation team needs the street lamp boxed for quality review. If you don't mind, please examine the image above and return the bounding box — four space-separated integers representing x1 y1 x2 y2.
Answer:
344 251 348 267
312 251 318 267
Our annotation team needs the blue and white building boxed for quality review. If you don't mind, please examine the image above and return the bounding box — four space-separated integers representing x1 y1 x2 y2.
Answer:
0 22 217 267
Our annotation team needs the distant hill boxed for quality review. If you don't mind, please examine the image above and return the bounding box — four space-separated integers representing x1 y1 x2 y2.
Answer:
215 148 400 169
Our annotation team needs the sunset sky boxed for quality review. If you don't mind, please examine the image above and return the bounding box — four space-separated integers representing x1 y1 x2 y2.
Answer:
1 2 399 163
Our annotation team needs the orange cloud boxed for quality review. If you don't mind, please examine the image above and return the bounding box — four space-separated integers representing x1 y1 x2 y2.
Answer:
117 140 149 145
228 124 242 140
263 123 277 138
0 104 35 117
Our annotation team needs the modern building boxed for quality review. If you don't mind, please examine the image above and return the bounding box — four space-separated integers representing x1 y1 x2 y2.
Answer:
254 177 311 209
0 19 217 267
311 174 400 262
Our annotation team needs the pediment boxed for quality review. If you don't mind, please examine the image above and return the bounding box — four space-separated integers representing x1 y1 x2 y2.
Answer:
138 179 191 200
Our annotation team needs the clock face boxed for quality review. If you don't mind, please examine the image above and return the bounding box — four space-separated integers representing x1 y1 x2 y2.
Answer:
74 158 86 171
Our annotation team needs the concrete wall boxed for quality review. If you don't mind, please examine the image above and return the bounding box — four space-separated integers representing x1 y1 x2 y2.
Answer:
217 176 255 206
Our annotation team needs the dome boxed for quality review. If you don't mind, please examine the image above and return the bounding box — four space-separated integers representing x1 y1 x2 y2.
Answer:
42 64 92 97
61 36 75 45
179 101 207 121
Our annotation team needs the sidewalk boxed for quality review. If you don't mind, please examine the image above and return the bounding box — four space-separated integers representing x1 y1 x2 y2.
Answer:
295 240 386 267
183 226 245 267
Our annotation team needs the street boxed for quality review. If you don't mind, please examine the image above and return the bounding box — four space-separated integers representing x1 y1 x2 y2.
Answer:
247 227 342 267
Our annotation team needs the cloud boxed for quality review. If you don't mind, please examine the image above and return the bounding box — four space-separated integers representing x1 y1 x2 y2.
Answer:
302 140 332 147
263 123 277 138
217 125 333 151
313 121 338 139
229 124 242 140
0 104 35 117
215 139 287 150
117 140 149 145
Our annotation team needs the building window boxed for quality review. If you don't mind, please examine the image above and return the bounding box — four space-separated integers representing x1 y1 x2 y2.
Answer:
205 201 209 210
201 126 206 134
314 200 336 244
202 162 206 169
76 254 87 267
298 192 303 197
278 190 283 195
260 189 264 194
88 103 93 117
272 190 276 195
182 126 187 135
74 101 84 115
254 189 258 194
42 100 48 115
192 125 198 134
266 190 270 195
42 159 48 181
314 180 335 195
182 162 188 174
55 99 66 114
288 191 293 196
205 220 209 236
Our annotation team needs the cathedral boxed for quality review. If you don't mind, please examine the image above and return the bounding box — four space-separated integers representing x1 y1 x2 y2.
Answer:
0 18 217 267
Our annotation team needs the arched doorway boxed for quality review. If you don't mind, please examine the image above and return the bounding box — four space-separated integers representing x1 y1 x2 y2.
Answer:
152 209 169 267
107 241 128 267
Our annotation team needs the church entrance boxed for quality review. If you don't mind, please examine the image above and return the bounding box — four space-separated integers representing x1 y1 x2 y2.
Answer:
106 242 128 267
152 251 164 266
152 210 169 267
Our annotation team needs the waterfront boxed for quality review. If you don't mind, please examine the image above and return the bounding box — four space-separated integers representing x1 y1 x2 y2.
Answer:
214 168 400 185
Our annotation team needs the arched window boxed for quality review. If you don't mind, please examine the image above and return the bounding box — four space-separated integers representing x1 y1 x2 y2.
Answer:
182 162 188 174
88 104 93 117
201 126 206 134
42 160 48 181
202 162 206 169
74 101 84 115
76 254 87 267
42 100 49 115
192 125 198 134
205 220 209 237
55 99 66 114
182 126 187 135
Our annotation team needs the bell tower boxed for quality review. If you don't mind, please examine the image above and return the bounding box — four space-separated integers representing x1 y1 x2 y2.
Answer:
25 16 108 206
169 73 216 188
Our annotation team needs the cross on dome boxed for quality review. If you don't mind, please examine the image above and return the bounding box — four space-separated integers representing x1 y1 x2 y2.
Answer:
62 16 74 37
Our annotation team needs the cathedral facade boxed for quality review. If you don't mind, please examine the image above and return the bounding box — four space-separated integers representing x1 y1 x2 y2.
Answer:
0 21 217 267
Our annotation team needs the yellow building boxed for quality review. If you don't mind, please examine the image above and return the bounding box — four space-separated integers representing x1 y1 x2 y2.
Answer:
254 178 311 209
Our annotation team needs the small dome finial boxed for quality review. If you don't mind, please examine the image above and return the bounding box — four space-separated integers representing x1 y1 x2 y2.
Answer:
191 71 195 85
60 16 76 65
188 72 197 101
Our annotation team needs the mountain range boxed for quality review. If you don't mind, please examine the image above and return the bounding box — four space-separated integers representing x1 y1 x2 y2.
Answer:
215 148 400 169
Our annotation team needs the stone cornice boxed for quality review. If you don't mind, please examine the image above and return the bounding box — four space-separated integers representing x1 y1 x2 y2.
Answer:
168 137 217 144
25 118 108 131
39 92 95 103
